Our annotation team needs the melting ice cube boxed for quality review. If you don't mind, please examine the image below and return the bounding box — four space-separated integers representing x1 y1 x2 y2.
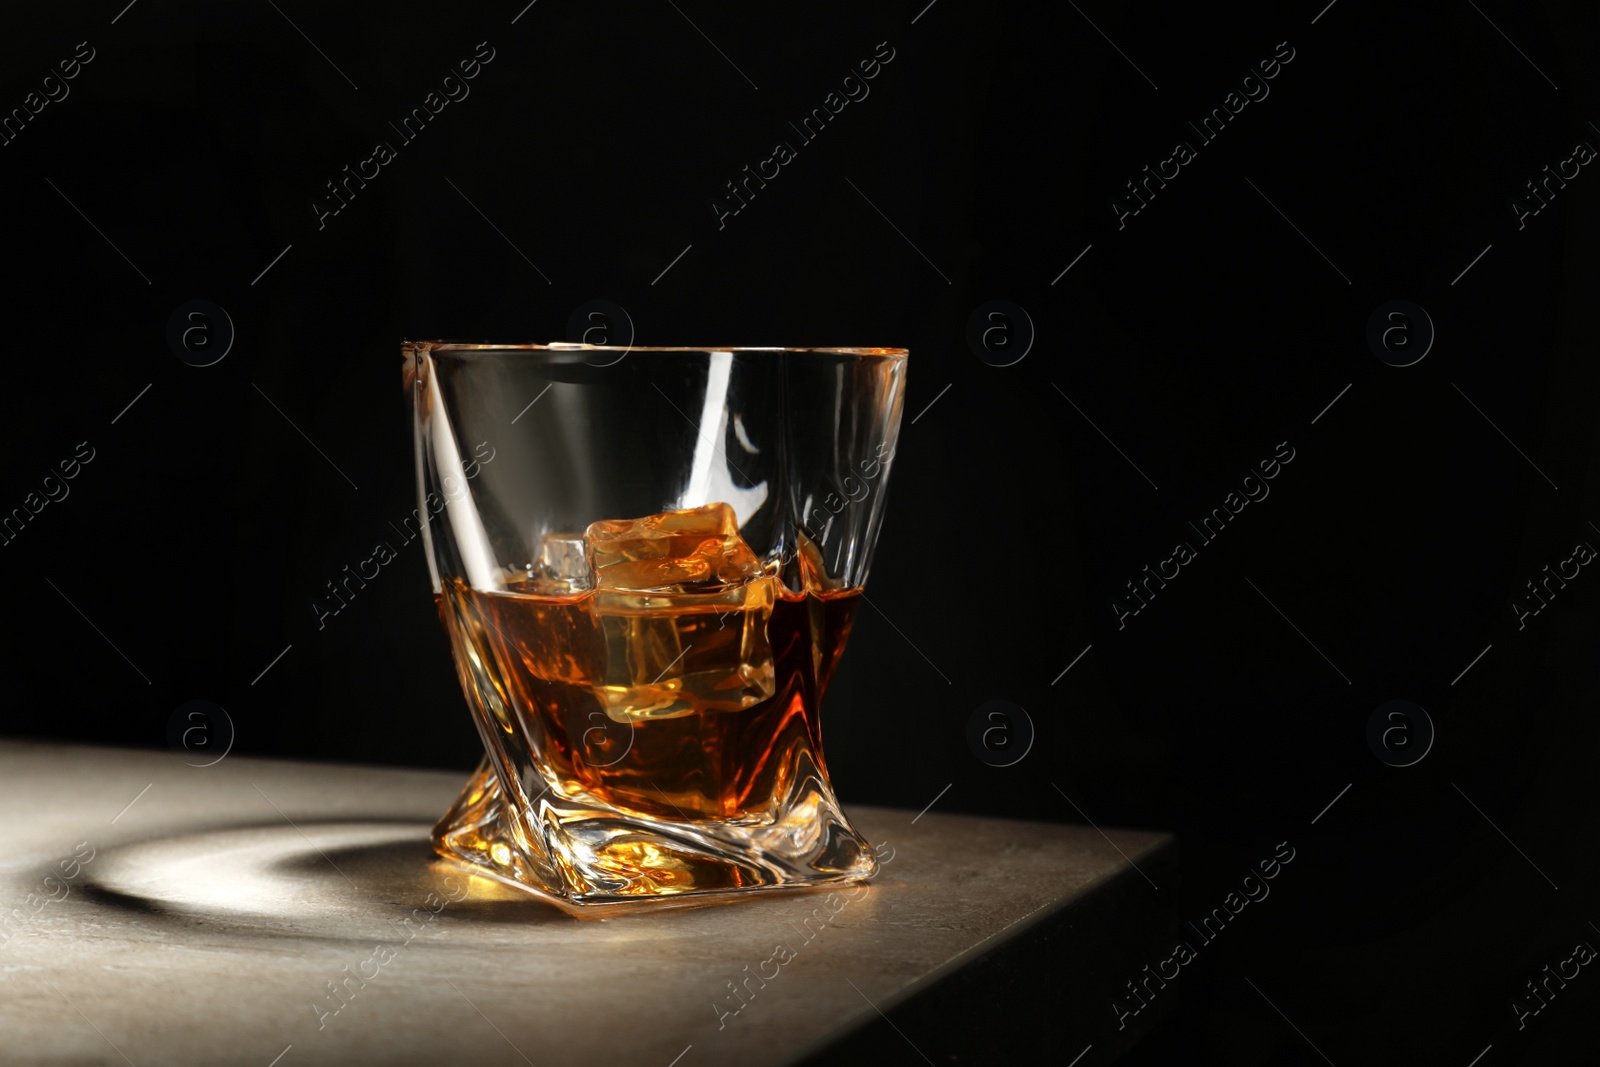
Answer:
527 532 592 595
582 503 775 722
586 502 763 592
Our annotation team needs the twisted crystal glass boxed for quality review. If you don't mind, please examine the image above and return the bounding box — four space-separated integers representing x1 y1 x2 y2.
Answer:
403 342 907 911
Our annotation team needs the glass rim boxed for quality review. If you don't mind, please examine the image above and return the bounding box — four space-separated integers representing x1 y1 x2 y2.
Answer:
403 341 908 357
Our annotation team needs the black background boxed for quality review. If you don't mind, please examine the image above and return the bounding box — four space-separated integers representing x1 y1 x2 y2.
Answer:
2 1 1598 1063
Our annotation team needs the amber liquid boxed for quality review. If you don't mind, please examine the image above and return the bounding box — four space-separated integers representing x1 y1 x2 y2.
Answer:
438 578 858 822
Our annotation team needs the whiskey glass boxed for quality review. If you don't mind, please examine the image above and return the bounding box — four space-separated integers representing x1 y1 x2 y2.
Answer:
403 343 907 910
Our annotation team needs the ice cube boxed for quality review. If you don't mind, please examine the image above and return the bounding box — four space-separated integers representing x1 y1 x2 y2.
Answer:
586 502 761 592
527 532 593 595
794 527 841 593
581 503 775 721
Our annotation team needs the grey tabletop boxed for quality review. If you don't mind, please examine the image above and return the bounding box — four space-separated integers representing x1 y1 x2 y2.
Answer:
0 740 1174 1066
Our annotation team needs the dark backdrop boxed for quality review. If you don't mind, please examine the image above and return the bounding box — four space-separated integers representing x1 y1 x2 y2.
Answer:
2 1 1597 1063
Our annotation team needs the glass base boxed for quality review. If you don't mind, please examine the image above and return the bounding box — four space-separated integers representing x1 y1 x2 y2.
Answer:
432 757 878 914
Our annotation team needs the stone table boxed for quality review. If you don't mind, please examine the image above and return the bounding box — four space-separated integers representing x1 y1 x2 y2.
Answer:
0 741 1175 1065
